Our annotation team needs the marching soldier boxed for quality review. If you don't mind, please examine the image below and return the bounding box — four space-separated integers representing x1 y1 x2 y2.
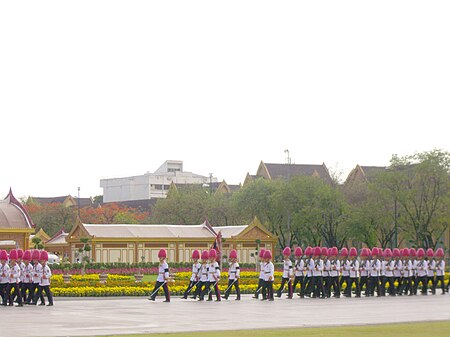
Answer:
0 250 11 306
252 249 266 300
415 248 428 295
223 249 240 300
8 249 23 306
359 248 370 297
399 248 413 296
321 247 330 298
276 247 293 299
434 248 446 295
261 250 274 301
29 249 45 305
292 247 305 297
328 247 340 298
205 249 221 301
149 249 171 302
302 246 313 298
426 248 436 295
392 248 403 295
196 250 210 301
339 247 349 294
383 248 395 296
368 247 381 297
409 248 418 295
21 250 33 303
32 251 53 306
311 246 324 298
345 247 360 298
182 250 201 299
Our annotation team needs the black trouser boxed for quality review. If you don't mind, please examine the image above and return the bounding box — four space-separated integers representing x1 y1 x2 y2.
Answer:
224 279 240 299
150 281 170 301
292 275 304 295
183 280 199 299
340 275 349 293
277 277 293 298
428 276 436 294
323 276 331 297
415 276 428 294
200 281 220 301
302 276 312 297
393 277 402 294
368 276 381 296
195 281 207 299
21 282 32 303
29 282 45 304
253 278 266 299
9 283 23 305
382 276 395 295
435 276 445 294
0 283 8 305
330 276 340 297
346 277 361 297
311 276 324 298
399 276 413 295
360 276 369 296
262 280 274 300
33 285 53 305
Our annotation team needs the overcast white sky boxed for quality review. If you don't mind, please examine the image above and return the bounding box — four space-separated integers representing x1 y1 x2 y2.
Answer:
1 1 449 199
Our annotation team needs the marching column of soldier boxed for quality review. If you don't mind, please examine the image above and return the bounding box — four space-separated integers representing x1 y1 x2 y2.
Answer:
175 245 448 302
0 249 53 307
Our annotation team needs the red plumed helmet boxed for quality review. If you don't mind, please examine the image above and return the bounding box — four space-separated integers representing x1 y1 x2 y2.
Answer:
409 248 416 257
313 246 321 256
9 249 18 260
321 247 328 257
294 247 303 257
327 248 333 256
393 248 400 257
282 247 291 256
402 248 410 257
331 247 338 256
201 250 209 260
263 250 272 260
23 250 32 262
435 248 444 258
426 248 434 258
17 249 24 259
0 250 8 260
360 248 369 257
259 249 266 258
384 248 393 258
349 247 357 257
209 249 217 259
191 250 200 259
158 249 167 259
371 247 378 257
417 248 425 258
31 250 40 261
340 247 348 257
229 249 238 259
305 246 313 256
40 250 48 261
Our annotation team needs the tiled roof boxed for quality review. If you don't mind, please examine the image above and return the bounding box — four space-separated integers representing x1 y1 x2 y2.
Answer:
212 226 247 238
264 163 333 184
0 190 34 229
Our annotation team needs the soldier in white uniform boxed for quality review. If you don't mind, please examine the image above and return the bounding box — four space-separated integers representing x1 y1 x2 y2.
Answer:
426 248 436 295
203 249 221 301
345 247 360 298
368 247 381 297
434 248 446 295
196 250 210 301
30 249 45 305
302 247 313 297
383 248 396 296
261 250 274 301
252 249 266 300
183 250 201 299
339 247 349 295
149 249 170 302
415 248 428 295
21 250 34 303
0 250 11 306
311 247 324 298
32 250 53 306
292 247 305 297
359 248 370 297
399 248 413 296
223 249 240 300
392 248 403 296
328 247 341 298
276 247 293 299
7 249 23 306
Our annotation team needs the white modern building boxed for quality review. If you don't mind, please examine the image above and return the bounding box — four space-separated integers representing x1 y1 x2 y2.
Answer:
100 160 218 202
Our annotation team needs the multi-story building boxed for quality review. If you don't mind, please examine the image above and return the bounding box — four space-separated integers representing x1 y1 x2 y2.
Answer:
100 160 218 202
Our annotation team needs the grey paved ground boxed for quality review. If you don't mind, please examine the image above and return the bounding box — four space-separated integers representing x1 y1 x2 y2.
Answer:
1 294 449 337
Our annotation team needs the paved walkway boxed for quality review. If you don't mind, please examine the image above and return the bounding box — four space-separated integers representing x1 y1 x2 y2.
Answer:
1 294 449 337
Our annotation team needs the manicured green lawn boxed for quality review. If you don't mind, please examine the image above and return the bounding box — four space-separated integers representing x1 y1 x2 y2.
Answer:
103 321 450 337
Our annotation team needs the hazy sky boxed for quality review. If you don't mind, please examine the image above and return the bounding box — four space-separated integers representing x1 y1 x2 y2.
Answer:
1 1 449 199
